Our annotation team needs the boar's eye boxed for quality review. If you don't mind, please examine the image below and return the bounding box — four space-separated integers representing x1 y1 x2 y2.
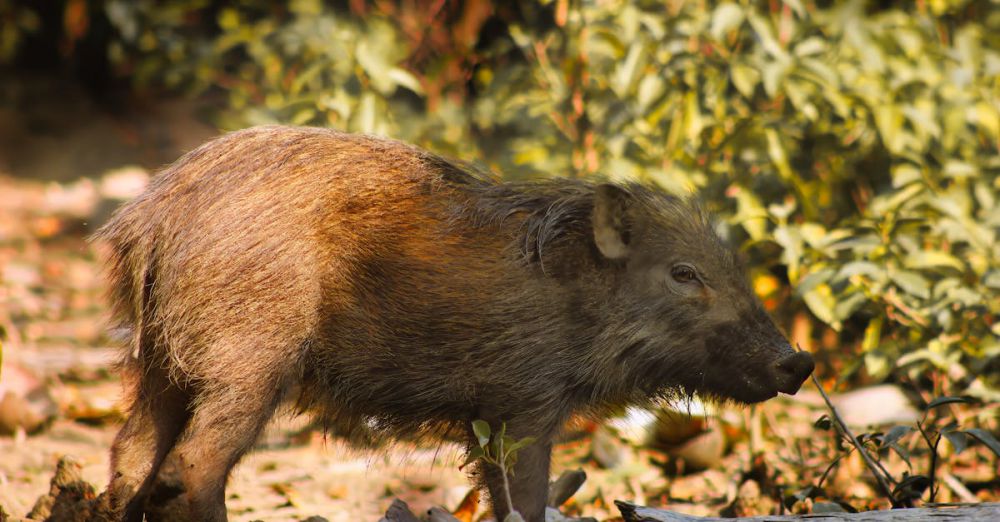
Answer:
671 264 700 285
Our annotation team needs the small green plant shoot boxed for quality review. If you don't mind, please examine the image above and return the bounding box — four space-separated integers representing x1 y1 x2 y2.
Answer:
462 420 536 522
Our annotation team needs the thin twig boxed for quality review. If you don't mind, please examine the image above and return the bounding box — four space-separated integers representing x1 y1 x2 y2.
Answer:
915 419 940 503
808 371 900 508
941 472 978 503
815 449 848 490
498 436 515 516
861 438 900 487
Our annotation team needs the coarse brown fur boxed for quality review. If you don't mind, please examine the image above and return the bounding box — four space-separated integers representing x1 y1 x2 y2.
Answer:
95 125 814 521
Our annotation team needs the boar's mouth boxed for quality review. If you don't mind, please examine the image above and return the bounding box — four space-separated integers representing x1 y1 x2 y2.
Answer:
690 316 815 405
689 348 815 406
696 376 780 405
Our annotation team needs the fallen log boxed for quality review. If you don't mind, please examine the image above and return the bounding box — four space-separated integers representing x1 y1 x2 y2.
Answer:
615 501 1000 521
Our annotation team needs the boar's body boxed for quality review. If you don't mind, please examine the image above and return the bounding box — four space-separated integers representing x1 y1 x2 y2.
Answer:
97 126 813 522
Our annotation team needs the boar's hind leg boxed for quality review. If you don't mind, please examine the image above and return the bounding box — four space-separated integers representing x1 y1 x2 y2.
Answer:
480 436 553 522
142 358 289 522
109 361 191 522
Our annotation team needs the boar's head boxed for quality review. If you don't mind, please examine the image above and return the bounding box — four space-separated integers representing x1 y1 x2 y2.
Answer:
591 184 814 404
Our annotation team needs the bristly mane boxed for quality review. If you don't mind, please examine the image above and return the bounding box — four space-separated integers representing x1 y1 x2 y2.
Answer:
463 180 599 264
420 150 708 269
422 153 599 264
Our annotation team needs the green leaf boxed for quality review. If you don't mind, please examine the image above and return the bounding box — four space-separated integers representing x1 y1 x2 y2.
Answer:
354 92 378 133
501 435 516 453
730 63 759 98
783 0 806 16
794 37 826 57
761 60 790 98
472 420 491 448
797 267 834 293
871 182 924 216
765 128 794 183
861 316 883 352
964 428 1000 457
613 42 646 96
864 350 891 380
747 12 789 62
217 8 240 30
710 3 744 41
505 436 536 456
836 261 883 281
943 430 969 455
802 283 840 329
636 74 665 111
813 415 832 430
290 108 316 125
926 396 970 410
905 251 965 272
891 164 922 188
733 188 769 241
834 292 866 321
892 475 930 499
460 446 486 470
985 271 1000 290
883 425 914 447
888 441 912 468
873 104 904 154
880 426 914 467
890 270 930 299
387 67 423 94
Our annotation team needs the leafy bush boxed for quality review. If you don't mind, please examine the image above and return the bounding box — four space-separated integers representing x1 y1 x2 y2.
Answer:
469 1 999 402
9 0 1000 397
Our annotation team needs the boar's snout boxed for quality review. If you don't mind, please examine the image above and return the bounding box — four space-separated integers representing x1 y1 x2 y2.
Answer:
770 351 815 395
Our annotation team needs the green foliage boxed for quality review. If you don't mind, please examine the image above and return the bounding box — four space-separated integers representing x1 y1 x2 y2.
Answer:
475 0 1000 399
463 420 535 521
462 420 537 473
0 1 40 62
872 396 999 504
812 393 999 507
11 1 1000 396
102 3 411 129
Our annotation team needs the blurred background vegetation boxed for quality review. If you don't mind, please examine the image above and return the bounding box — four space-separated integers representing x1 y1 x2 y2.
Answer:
1 0 998 402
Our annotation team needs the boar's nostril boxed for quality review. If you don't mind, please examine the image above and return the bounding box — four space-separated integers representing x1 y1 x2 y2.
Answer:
772 351 815 395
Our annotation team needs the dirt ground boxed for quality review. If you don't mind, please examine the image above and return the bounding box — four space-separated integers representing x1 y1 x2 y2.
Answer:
0 417 477 521
0 171 485 521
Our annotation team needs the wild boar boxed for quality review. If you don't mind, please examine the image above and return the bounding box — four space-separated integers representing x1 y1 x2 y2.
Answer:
96 125 814 521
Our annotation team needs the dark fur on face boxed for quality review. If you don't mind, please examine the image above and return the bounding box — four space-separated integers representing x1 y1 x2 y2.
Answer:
96 126 813 522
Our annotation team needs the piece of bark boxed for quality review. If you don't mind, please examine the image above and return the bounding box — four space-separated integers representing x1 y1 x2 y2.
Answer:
426 506 462 522
548 469 588 507
26 456 118 522
378 499 423 522
616 500 1000 521
546 506 597 521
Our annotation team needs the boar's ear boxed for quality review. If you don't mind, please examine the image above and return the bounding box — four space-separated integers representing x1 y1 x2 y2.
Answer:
592 183 632 260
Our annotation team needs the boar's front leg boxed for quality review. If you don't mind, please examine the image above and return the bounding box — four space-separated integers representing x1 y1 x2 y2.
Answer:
479 436 552 522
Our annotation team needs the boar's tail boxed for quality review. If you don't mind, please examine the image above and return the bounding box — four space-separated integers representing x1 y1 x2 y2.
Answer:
92 195 160 374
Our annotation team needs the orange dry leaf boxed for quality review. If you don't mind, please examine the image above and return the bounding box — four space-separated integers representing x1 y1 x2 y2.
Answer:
63 0 89 53
451 487 479 522
32 216 62 238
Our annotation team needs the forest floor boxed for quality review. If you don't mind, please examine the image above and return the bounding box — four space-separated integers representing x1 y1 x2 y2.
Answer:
1 170 996 521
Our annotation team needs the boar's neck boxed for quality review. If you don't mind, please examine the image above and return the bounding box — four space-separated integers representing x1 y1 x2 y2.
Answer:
444 179 661 414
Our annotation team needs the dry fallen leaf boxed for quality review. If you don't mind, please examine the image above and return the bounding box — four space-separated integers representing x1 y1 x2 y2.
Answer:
451 487 478 522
